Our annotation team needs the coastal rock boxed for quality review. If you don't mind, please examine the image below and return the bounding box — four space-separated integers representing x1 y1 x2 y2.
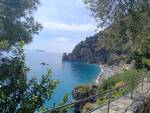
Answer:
62 30 128 65
41 63 49 66
72 85 97 113
62 34 110 64
62 53 68 61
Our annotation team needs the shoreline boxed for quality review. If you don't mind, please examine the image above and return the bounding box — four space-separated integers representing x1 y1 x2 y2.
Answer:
96 65 104 83
96 64 129 83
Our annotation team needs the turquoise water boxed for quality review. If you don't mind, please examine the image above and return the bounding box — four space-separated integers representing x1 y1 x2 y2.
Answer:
25 50 100 108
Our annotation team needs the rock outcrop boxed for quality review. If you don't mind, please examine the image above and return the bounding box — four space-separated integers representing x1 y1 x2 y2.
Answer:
62 31 127 65
72 85 97 113
62 33 108 63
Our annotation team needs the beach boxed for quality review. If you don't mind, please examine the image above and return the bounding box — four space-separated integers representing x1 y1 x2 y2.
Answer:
96 64 125 83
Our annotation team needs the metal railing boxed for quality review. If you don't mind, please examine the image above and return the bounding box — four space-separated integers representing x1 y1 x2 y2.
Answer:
42 76 150 113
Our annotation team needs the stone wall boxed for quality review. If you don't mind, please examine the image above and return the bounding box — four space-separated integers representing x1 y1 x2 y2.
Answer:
125 94 150 113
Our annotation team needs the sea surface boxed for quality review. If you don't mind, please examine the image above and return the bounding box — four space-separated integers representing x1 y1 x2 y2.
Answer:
25 50 100 108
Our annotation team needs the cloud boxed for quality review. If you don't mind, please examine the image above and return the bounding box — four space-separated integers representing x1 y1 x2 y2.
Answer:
34 0 97 32
56 37 70 42
41 19 96 32
26 0 98 53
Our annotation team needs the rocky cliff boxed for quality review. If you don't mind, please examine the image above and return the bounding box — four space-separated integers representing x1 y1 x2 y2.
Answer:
62 28 128 65
63 33 108 63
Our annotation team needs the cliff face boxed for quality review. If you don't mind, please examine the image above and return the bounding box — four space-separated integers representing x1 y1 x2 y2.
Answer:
63 27 128 65
63 34 107 63
63 34 106 63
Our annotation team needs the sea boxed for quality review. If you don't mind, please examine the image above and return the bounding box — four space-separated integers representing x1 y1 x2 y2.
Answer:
25 50 100 108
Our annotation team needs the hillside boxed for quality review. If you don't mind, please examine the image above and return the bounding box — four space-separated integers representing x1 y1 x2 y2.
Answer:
63 10 150 67
62 27 128 65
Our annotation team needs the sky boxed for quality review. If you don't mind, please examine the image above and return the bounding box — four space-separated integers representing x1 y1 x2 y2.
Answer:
25 0 97 53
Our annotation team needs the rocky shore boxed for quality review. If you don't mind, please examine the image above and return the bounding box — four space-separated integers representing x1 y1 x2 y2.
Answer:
96 64 132 83
71 63 133 112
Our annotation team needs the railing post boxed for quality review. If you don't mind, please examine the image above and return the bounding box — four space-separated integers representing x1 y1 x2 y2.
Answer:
147 71 150 90
130 84 133 99
142 78 144 93
130 89 133 99
148 76 149 90
107 89 111 113
147 76 148 89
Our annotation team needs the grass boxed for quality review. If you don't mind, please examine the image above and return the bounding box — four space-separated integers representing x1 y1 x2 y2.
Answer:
75 85 90 94
81 69 147 112
97 69 145 92
142 58 150 67
95 69 146 106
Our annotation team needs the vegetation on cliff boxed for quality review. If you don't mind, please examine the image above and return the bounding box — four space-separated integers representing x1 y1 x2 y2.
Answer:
63 0 150 69
63 30 128 65
68 0 150 112
63 33 108 63
73 69 147 112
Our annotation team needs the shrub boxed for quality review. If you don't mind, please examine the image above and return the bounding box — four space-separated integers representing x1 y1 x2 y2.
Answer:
142 58 150 69
115 81 126 88
95 69 146 107
83 103 94 112
75 85 90 94
96 96 108 105
97 69 145 93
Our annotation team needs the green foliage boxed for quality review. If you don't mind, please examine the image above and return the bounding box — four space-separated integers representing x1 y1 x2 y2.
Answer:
0 40 9 50
96 87 129 106
0 0 42 49
75 85 90 94
84 0 150 68
83 103 94 112
0 1 70 112
142 58 150 67
50 94 70 113
96 88 125 106
96 96 108 105
0 43 61 113
97 69 145 93
95 69 146 107
64 1 150 68
0 1 69 113
84 0 150 26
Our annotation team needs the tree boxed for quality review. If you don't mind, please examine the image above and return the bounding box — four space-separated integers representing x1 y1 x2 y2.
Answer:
84 0 150 26
0 1 69 113
0 0 42 48
0 40 8 50
0 42 59 113
85 0 150 68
